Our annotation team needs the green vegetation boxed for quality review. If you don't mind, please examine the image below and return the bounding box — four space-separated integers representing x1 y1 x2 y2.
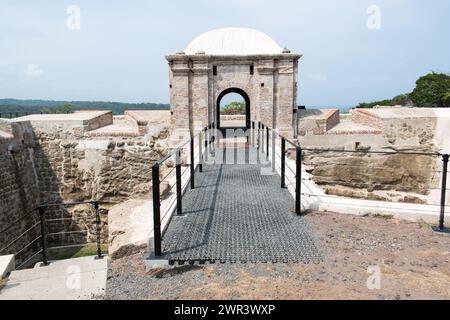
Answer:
417 219 432 229
410 72 450 108
40 103 74 114
0 98 170 117
357 72 450 109
220 101 246 114
0 278 8 289
362 213 394 219
48 244 108 261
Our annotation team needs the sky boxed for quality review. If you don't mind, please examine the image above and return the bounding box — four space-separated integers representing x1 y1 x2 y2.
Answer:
0 0 449 107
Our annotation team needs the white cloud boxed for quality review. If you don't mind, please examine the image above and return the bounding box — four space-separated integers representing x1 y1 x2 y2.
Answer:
24 64 43 78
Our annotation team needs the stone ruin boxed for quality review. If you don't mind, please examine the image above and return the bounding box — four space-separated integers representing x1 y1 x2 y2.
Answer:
0 110 172 267
297 106 450 205
1 28 450 268
167 27 300 140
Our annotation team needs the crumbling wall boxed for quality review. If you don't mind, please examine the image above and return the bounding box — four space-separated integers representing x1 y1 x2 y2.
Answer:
300 112 440 204
31 125 171 250
0 122 41 268
303 151 440 204
1 116 172 266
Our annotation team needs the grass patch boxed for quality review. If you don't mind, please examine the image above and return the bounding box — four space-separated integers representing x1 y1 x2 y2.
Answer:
48 244 108 261
363 213 394 219
0 278 8 290
417 219 431 229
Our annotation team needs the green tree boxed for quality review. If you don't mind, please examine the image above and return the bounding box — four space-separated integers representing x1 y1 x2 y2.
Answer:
40 103 74 114
410 72 450 108
391 94 412 106
221 101 245 114
441 92 450 107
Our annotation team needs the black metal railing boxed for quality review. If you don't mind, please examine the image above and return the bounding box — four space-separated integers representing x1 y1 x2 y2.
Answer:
0 201 103 269
151 124 214 257
0 211 42 270
255 121 449 232
36 201 103 266
254 121 302 216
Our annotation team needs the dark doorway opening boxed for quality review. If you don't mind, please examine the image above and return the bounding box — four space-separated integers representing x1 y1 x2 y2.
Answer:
216 88 250 134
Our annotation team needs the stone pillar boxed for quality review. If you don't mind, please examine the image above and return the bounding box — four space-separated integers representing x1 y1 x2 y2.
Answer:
168 58 191 146
276 58 297 137
256 59 275 126
191 59 210 133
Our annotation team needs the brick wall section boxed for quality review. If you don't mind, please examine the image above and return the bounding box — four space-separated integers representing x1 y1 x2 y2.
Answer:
351 109 384 129
325 109 340 131
83 111 114 131
124 111 148 135
311 109 339 135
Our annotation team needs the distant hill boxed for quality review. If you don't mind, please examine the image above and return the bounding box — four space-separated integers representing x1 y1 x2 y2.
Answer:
0 99 170 117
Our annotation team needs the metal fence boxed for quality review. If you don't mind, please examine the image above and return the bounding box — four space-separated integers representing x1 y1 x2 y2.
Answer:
151 124 214 257
0 201 103 269
0 111 74 119
258 121 449 232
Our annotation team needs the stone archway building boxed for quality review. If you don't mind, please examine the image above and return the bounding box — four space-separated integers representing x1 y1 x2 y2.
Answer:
166 28 301 139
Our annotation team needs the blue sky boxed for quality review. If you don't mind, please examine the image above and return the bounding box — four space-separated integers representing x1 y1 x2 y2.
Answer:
0 0 449 107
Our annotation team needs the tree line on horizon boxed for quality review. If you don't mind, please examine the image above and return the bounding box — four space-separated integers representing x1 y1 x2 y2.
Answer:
0 99 170 117
358 72 450 109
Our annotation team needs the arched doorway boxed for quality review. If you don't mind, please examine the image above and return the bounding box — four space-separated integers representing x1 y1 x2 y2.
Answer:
216 88 250 133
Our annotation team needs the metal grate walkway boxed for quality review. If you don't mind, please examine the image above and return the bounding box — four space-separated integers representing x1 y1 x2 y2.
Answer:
162 147 322 264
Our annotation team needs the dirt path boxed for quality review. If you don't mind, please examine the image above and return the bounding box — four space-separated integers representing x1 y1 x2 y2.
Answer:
105 212 450 300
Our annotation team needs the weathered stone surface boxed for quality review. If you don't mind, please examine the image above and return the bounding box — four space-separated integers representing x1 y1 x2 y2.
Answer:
0 114 172 268
108 199 152 260
167 28 300 138
303 151 438 202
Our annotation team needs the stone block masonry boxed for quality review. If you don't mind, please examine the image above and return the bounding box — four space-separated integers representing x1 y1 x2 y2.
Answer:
298 107 445 205
0 111 172 268
0 122 41 268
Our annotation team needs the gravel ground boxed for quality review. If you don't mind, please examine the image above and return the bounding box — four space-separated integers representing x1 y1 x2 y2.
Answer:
103 212 450 300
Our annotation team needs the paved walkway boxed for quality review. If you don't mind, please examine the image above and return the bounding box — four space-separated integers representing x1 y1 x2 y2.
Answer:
162 147 322 264
0 256 107 300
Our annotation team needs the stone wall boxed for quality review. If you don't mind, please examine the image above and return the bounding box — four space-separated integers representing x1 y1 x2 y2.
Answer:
0 122 41 268
299 108 441 204
167 53 300 138
298 109 339 136
303 151 439 204
32 124 171 250
0 115 171 267
351 109 384 129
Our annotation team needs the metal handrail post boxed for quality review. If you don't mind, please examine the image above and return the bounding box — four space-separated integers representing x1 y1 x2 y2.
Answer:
258 122 261 149
295 146 302 216
152 163 162 256
439 154 449 231
261 124 265 154
198 131 203 173
38 206 49 265
176 149 182 216
93 201 102 258
281 138 286 188
190 138 195 189
204 127 209 162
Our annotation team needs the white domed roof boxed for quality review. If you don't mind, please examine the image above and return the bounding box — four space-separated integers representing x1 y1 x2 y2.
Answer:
185 28 283 55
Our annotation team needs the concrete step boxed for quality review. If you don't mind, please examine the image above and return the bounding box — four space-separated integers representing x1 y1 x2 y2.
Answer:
0 256 107 300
